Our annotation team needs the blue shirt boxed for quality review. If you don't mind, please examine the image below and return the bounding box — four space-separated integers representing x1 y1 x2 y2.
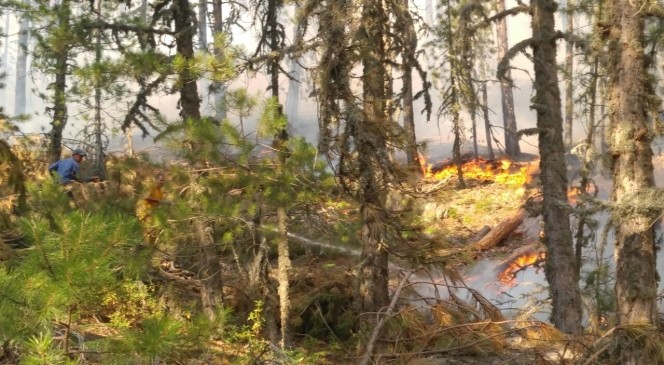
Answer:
48 157 81 184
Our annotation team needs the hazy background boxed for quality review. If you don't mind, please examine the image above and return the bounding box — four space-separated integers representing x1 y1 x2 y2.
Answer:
0 0 589 159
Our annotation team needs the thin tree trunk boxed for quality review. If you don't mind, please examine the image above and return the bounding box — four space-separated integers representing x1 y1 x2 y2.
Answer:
268 0 279 99
49 0 71 162
401 0 419 171
266 0 291 348
599 78 608 155
211 0 226 121
285 20 302 136
198 0 206 50
564 0 574 148
530 0 582 334
174 0 223 321
471 95 478 159
606 0 658 360
447 9 465 187
482 83 495 160
496 0 520 158
15 1 30 116
174 0 201 121
94 0 105 179
574 1 604 279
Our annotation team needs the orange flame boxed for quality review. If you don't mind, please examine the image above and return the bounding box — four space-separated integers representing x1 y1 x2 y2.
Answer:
497 251 546 286
424 158 531 187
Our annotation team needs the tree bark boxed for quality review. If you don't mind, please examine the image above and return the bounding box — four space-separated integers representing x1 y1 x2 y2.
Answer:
194 219 223 320
211 0 227 121
49 0 71 162
606 0 658 360
267 0 279 99
15 0 30 116
401 0 420 171
173 0 201 121
496 0 520 158
482 83 495 160
357 0 390 313
198 0 207 50
530 0 583 334
563 0 574 148
93 0 105 179
447 9 465 187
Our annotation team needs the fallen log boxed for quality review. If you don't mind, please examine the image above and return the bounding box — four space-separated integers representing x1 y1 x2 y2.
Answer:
471 208 525 251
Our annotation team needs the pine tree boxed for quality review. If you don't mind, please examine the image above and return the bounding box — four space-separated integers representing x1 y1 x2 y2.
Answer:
605 0 659 360
530 0 583 334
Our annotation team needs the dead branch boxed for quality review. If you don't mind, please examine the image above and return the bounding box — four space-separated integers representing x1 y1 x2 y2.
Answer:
359 270 414 365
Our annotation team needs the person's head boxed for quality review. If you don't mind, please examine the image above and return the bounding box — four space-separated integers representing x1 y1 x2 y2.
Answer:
72 148 87 163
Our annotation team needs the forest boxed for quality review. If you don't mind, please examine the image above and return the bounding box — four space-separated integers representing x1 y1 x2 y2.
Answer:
0 0 664 363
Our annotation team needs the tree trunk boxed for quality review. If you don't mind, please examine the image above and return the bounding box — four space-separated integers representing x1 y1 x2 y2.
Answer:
606 0 658 360
211 0 227 121
49 0 71 162
174 0 223 321
15 0 30 116
401 0 419 171
267 0 279 99
194 219 223 320
198 0 207 50
357 0 390 314
482 83 495 160
173 0 201 121
530 0 583 335
496 0 520 158
285 20 302 136
447 9 465 187
93 0 105 179
266 0 292 349
563 0 574 148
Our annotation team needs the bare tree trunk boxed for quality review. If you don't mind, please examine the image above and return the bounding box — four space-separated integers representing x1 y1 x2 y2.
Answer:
530 0 582 334
93 0 105 179
357 0 390 314
49 0 71 162
496 0 520 158
599 78 608 155
447 9 465 187
198 0 206 50
482 83 495 160
174 0 201 121
285 20 302 136
471 95 478 159
267 0 279 99
563 0 574 148
15 1 30 116
401 0 420 171
211 0 226 121
125 125 134 157
575 2 604 279
606 0 658 361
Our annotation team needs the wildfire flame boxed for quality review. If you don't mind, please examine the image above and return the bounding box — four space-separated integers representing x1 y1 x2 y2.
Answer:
424 157 531 187
497 251 546 286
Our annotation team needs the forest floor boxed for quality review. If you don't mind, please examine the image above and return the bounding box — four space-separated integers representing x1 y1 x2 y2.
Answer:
257 154 571 364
